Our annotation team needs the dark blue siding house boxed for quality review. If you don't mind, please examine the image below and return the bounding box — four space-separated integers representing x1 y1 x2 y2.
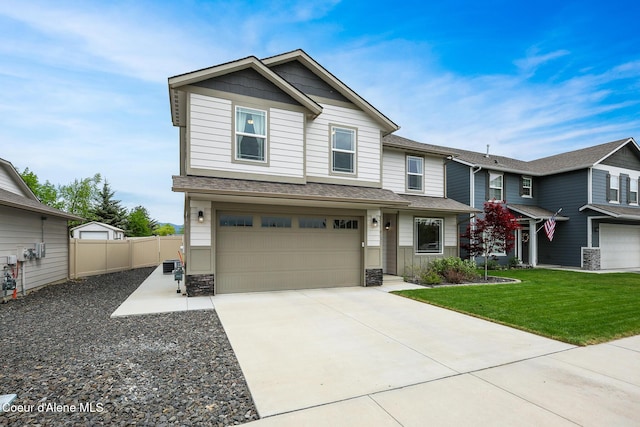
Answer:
391 136 640 270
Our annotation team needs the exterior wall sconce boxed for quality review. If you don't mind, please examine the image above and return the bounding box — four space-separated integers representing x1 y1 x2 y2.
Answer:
385 222 391 230
371 217 378 227
198 210 204 223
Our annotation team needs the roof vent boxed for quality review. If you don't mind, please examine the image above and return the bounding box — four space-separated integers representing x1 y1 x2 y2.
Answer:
485 144 490 158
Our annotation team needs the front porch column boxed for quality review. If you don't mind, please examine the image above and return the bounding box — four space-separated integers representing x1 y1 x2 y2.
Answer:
529 219 537 267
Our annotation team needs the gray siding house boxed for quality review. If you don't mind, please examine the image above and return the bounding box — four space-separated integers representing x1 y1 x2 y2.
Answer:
168 49 476 295
0 158 82 298
434 137 640 270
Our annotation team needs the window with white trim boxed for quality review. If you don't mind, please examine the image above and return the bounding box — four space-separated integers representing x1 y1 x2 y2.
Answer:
608 174 619 203
521 176 532 197
630 178 638 204
414 218 443 254
407 156 424 191
236 106 267 162
489 172 503 201
331 127 356 174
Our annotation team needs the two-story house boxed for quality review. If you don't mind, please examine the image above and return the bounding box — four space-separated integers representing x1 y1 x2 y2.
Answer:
440 137 640 270
168 50 476 295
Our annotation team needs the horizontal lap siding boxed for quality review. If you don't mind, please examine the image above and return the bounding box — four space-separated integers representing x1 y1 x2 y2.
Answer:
0 167 25 195
306 104 381 184
0 206 69 291
189 93 304 178
424 156 444 197
382 150 405 193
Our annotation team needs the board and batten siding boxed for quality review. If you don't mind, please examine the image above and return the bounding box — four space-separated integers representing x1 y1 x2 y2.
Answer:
0 205 69 292
382 150 444 196
306 104 381 184
189 93 304 178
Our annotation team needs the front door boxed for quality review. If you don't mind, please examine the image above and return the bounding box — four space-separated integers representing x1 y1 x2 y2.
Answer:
519 226 530 264
382 214 397 275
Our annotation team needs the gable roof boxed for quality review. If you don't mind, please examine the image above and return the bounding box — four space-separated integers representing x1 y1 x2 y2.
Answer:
0 158 82 221
262 50 399 134
70 221 124 232
386 136 638 176
168 54 322 126
168 49 399 134
527 138 635 174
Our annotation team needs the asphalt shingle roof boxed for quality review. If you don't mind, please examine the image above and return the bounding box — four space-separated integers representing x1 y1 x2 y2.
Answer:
0 188 82 220
384 135 636 176
172 175 410 206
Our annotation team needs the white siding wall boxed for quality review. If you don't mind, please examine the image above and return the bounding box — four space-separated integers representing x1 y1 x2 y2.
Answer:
0 205 69 292
367 209 381 247
382 150 405 193
306 104 381 184
424 157 444 197
189 200 211 246
382 150 444 196
0 165 26 196
189 93 304 178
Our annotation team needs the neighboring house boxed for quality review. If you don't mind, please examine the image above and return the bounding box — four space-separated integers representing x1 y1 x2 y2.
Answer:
168 49 477 295
0 158 82 297
440 137 640 270
71 221 125 240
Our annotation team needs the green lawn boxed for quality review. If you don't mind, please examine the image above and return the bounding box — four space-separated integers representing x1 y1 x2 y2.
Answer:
393 269 640 345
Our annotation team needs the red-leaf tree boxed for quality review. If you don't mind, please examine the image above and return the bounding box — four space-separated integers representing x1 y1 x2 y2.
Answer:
461 201 521 279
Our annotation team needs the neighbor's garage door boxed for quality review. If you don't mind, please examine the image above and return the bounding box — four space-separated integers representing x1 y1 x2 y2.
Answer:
216 213 362 293
600 224 640 269
79 231 109 240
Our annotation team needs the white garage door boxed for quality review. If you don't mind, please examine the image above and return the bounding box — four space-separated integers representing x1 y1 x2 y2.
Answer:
79 231 109 240
216 213 362 294
600 224 640 269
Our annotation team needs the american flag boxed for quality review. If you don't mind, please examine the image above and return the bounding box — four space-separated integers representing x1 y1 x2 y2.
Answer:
544 215 556 241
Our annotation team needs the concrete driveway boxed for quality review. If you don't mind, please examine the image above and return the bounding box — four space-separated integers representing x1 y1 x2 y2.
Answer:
214 285 640 426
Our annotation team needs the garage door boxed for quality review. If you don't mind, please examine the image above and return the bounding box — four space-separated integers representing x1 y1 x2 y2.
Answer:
80 231 109 240
600 224 640 269
216 213 362 293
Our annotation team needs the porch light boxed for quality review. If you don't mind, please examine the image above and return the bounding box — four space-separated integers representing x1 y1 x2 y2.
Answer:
198 210 204 223
385 222 391 230
372 217 378 227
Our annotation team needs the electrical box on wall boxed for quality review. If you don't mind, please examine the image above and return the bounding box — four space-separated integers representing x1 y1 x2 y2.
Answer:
8 255 17 265
35 242 46 259
17 246 25 262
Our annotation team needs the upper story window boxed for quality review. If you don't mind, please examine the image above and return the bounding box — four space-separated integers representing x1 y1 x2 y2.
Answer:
331 126 356 174
236 106 267 162
407 156 424 192
607 174 620 203
629 178 638 204
521 176 532 198
488 172 503 201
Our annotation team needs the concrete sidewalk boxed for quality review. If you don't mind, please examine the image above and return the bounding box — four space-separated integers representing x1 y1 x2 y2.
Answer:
111 265 214 317
214 286 640 427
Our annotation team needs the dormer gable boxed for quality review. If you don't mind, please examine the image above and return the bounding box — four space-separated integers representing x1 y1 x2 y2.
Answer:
168 55 322 127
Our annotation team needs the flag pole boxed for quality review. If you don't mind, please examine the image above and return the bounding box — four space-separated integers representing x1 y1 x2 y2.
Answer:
536 207 562 233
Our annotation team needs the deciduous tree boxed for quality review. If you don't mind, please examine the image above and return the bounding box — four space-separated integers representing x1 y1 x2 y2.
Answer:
461 201 521 279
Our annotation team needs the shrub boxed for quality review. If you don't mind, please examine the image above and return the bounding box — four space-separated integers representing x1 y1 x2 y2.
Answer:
430 257 478 282
508 257 521 269
420 269 442 285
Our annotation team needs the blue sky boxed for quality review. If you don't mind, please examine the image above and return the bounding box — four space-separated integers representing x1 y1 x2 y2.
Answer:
1 1 639 225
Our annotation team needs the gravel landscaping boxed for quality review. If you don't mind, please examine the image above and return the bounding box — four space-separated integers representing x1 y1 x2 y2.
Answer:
0 267 258 426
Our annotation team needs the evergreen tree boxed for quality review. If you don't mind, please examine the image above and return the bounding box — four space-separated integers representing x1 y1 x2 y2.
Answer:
91 180 127 229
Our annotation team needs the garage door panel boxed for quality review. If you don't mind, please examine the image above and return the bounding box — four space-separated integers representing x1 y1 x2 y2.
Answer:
600 224 640 269
217 213 362 293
